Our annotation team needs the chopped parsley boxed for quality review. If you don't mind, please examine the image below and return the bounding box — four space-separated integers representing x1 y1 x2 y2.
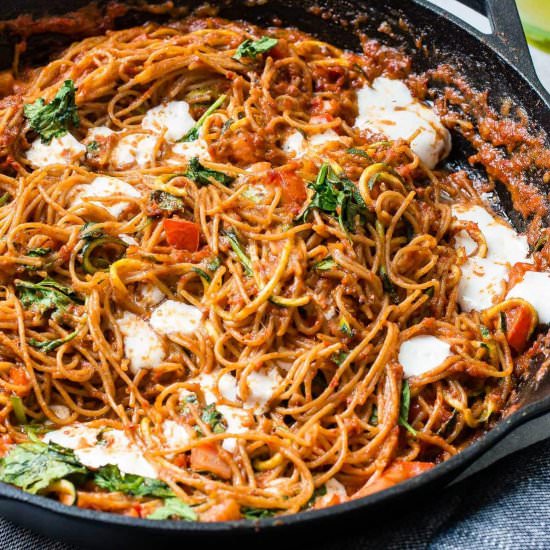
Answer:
23 80 79 143
200 404 226 434
233 37 278 60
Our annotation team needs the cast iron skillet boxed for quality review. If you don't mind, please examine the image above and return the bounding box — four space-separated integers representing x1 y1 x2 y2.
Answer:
0 1 549 548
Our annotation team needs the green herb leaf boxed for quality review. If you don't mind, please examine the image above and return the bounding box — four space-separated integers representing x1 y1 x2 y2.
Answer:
192 267 211 283
86 140 99 153
185 157 234 187
207 256 221 272
15 278 83 318
313 256 337 271
148 498 197 521
339 316 354 337
28 328 79 353
10 396 27 424
180 95 227 142
150 190 184 213
398 380 417 436
27 247 51 258
0 192 11 207
346 147 372 160
0 440 86 494
296 163 368 234
305 484 327 509
379 266 399 304
223 228 253 276
241 506 278 519
233 37 278 60
201 404 226 434
94 464 173 498
24 80 79 143
480 325 491 339
331 351 349 365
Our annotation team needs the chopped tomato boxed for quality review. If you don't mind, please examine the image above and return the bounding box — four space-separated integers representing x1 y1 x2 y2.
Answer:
200 498 241 522
0 434 13 457
8 367 30 397
172 454 188 469
354 461 434 498
190 443 232 480
268 168 306 211
505 303 537 353
508 262 534 290
163 218 200 251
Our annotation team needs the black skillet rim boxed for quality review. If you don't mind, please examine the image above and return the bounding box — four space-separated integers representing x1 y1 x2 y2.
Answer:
0 0 549 535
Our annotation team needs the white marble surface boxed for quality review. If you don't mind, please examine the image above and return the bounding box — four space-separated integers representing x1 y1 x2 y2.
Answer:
426 0 550 92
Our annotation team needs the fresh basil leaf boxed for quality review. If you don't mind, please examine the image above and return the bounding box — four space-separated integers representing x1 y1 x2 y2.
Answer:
15 278 83 318
192 267 211 282
94 464 173 498
398 380 417 436
313 257 337 271
339 317 354 337
304 484 327 509
379 266 399 304
27 247 51 257
24 80 79 143
223 228 253 276
233 37 278 60
241 506 278 519
28 328 79 353
148 498 197 521
180 95 227 142
0 192 12 207
0 440 86 494
150 190 184 213
201 404 226 434
331 351 349 365
185 157 234 187
346 147 372 160
10 396 27 424
86 140 99 153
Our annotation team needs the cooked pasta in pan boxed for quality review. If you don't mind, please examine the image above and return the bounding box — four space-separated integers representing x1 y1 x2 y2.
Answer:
0 13 547 521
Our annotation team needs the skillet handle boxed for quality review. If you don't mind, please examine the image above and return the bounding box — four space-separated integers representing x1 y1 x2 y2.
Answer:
454 0 550 103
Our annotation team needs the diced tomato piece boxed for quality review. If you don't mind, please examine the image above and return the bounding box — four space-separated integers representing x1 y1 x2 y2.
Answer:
354 461 434 498
190 443 232 480
508 262 534 290
9 367 30 397
163 218 200 251
505 304 537 353
200 498 241 522
172 454 188 469
268 169 307 212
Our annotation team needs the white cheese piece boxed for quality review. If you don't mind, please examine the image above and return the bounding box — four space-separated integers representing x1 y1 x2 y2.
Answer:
452 204 531 265
149 300 203 336
244 369 280 412
355 77 451 169
137 284 165 308
111 134 158 169
507 271 550 324
117 311 165 373
457 256 509 312
189 371 238 405
119 234 139 247
162 420 193 448
44 424 158 478
169 138 210 164
282 130 307 158
315 478 347 507
76 176 141 218
142 101 196 143
49 404 71 420
398 335 452 378
26 133 86 168
217 405 249 452
87 126 114 139
309 130 344 148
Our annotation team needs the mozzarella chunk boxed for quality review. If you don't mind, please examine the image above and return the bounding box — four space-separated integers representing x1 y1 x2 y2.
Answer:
452 204 532 313
87 126 114 139
142 101 196 143
169 138 210 164
26 133 86 168
111 134 158 169
282 130 307 158
149 300 203 336
77 176 141 218
309 129 344 148
458 256 509 312
119 234 139 247
217 405 250 452
137 284 165 308
507 271 550 324
244 369 280 412
44 424 158 478
355 77 451 169
49 405 71 420
453 204 530 265
315 478 347 507
398 335 452 378
162 420 193 448
117 311 165 373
